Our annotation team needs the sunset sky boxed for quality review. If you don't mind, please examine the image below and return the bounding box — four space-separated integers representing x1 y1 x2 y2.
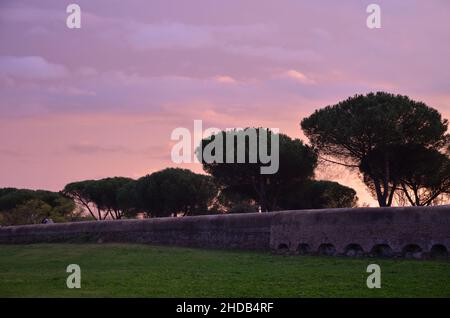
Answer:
1 0 449 206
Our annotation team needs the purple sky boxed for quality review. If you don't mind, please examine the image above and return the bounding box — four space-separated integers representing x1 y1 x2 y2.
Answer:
1 0 449 206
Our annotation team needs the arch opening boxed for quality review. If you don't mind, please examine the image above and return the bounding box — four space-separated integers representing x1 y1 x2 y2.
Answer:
318 243 336 256
297 243 311 255
371 244 393 258
277 243 289 254
430 244 448 259
402 244 422 259
344 244 364 257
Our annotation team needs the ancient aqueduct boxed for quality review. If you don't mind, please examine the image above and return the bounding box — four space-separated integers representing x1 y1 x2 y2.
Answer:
0 205 449 259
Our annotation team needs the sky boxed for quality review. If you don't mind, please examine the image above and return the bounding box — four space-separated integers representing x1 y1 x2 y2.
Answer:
0 0 449 206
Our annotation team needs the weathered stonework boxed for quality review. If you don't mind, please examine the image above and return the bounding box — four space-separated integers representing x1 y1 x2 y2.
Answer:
270 205 450 259
0 205 449 259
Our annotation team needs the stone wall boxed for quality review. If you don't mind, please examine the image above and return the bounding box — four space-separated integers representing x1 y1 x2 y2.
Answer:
0 205 449 258
0 213 274 250
270 205 450 259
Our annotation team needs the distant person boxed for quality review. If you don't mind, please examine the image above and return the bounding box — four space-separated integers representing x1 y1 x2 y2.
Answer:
41 218 54 224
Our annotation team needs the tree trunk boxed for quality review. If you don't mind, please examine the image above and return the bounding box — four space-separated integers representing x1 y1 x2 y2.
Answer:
372 178 387 207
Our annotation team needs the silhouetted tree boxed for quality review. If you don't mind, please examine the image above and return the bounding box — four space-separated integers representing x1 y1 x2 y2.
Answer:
277 180 358 210
301 92 448 206
198 128 318 211
91 177 136 219
135 168 217 217
213 184 258 214
62 177 135 220
62 180 100 219
116 180 140 217
360 144 449 206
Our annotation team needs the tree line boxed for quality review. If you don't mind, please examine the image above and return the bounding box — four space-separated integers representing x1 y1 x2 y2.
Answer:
60 129 358 220
0 92 448 225
0 188 78 225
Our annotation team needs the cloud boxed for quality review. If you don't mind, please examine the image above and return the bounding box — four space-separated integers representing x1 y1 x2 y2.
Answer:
129 23 214 49
128 22 272 50
67 141 169 159
127 21 315 64
0 5 62 23
68 143 130 155
0 56 68 80
224 45 321 62
213 75 237 84
283 70 316 85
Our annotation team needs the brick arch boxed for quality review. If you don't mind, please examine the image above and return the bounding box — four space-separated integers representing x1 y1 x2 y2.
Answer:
318 243 336 256
402 244 423 259
371 244 394 257
344 243 364 257
297 243 311 255
430 244 448 258
277 243 289 254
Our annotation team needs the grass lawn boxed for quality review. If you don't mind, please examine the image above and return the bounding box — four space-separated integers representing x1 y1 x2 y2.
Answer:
0 243 449 298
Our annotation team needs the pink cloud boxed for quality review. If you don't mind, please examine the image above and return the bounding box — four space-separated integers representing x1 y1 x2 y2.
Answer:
283 70 316 85
0 56 68 80
213 75 238 84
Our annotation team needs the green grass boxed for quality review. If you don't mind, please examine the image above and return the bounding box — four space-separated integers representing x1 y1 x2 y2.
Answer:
0 244 449 297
